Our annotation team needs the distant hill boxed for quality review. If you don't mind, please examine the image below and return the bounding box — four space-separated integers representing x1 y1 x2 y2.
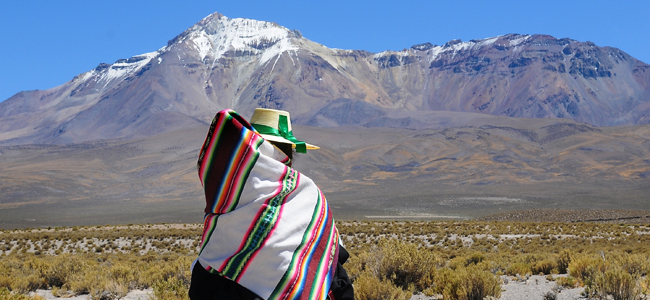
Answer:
1 12 650 145
1 111 648 228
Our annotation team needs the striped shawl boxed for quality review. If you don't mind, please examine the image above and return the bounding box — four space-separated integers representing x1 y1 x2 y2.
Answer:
196 109 340 300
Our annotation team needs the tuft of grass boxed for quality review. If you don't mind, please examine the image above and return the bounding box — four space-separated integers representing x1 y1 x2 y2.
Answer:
556 249 573 274
568 254 606 283
352 271 411 300
555 276 579 288
531 259 557 275
2 221 650 299
152 278 189 300
0 288 43 300
505 262 531 277
436 266 501 300
347 239 442 293
586 266 641 300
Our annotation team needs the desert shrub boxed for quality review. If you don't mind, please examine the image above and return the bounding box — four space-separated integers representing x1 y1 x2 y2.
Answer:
553 249 571 272
138 255 192 288
505 262 531 277
447 256 467 271
109 262 137 289
435 265 501 300
531 259 557 275
465 253 485 266
152 278 189 300
62 261 107 296
0 256 47 293
610 253 650 277
586 266 641 300
2 221 650 298
568 254 606 282
352 271 411 300
0 287 43 300
555 276 579 288
347 239 441 292
43 254 86 287
7 275 42 295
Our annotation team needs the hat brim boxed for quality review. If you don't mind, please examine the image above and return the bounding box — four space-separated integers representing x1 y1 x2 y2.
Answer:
260 134 320 150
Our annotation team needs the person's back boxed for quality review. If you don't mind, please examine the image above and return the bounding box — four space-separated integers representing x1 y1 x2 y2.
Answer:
189 108 354 300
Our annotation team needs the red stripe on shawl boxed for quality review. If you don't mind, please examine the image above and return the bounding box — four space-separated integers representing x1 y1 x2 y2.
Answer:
237 172 298 279
279 188 336 300
200 112 240 212
198 110 261 214
298 208 335 300
216 130 259 214
276 193 323 299
199 214 218 251
218 167 288 274
204 123 246 213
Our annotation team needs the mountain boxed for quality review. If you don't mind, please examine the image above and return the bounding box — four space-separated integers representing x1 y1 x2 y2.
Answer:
1 12 649 227
1 12 650 145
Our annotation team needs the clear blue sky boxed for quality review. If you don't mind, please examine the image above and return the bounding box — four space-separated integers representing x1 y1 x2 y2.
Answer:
1 0 649 102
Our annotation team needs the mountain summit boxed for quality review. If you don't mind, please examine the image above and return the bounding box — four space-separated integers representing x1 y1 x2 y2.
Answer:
176 12 303 65
1 12 649 145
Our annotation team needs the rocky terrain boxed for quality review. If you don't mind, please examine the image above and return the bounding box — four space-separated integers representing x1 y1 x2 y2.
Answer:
478 209 650 224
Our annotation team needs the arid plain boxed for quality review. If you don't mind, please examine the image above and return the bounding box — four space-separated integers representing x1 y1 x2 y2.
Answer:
1 110 648 229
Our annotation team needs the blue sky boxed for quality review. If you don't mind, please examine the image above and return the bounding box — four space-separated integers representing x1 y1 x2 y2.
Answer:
1 0 649 102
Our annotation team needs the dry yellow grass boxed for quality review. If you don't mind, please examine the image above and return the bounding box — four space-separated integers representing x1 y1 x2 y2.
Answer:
1 220 649 300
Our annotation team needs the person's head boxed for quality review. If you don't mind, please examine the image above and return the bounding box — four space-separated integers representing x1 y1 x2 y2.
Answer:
269 141 295 166
249 108 319 165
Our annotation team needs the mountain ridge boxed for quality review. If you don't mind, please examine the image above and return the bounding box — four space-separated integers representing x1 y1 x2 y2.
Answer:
1 12 649 146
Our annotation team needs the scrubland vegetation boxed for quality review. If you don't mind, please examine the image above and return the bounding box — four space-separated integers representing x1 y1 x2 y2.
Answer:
1 221 650 300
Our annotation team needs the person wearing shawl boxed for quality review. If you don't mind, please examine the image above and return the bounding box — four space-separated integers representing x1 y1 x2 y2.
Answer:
189 108 354 300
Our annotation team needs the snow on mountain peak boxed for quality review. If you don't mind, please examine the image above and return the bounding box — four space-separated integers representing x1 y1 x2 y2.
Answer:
375 34 533 63
79 51 158 92
508 34 532 47
180 12 300 65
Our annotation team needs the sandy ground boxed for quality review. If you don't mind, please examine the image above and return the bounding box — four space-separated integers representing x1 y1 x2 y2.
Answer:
30 275 584 300
32 289 153 300
498 275 584 300
410 275 584 300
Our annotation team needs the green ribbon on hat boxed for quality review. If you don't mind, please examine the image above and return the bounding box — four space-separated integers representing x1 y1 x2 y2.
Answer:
252 115 307 153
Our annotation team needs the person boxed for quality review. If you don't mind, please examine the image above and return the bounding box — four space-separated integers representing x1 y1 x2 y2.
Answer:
189 108 354 300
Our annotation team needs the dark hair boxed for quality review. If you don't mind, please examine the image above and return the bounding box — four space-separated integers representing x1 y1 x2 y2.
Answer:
270 142 295 164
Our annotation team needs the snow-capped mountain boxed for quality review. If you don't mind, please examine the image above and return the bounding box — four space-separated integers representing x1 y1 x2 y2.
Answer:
1 12 649 145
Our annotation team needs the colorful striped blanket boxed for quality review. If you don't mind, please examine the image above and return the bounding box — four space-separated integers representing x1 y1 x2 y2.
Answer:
196 109 340 300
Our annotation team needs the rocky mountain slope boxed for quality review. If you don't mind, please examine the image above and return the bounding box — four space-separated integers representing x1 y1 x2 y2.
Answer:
1 12 649 145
